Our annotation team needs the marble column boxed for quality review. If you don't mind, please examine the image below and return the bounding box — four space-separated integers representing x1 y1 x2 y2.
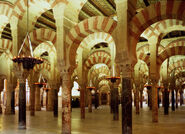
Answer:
175 89 178 108
107 92 110 105
99 92 102 105
171 89 175 111
5 83 12 115
62 72 71 134
29 84 35 116
47 89 54 111
122 77 132 134
35 86 41 111
88 89 92 113
151 80 158 122
19 77 26 129
0 91 2 114
94 92 99 109
135 89 139 114
112 83 119 120
110 88 113 113
11 90 15 114
46 89 49 110
164 86 169 115
80 86 85 118
140 90 143 108
53 88 58 117
158 88 160 108
180 90 184 106
147 86 152 110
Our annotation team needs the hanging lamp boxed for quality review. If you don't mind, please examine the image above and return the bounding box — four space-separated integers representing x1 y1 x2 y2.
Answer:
12 0 43 70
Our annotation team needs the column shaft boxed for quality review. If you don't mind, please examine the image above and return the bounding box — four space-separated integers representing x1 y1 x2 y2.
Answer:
0 92 2 114
152 83 158 122
122 78 132 134
30 85 35 116
47 90 54 111
53 89 58 117
164 88 169 115
112 85 119 120
80 87 85 118
176 90 178 108
35 87 41 111
88 90 92 113
11 90 15 114
171 90 175 111
180 91 184 106
135 89 139 114
19 80 26 129
140 90 143 108
62 72 71 134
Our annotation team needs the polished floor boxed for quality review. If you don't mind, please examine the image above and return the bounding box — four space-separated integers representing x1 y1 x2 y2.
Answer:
0 104 185 134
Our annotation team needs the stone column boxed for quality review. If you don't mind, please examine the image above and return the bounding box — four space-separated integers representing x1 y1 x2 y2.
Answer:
110 88 113 113
147 86 152 110
47 89 54 111
29 84 36 116
135 89 139 114
112 83 119 120
122 77 132 134
151 79 158 122
62 71 71 134
19 77 26 129
164 83 169 115
53 88 58 117
88 89 92 113
99 92 102 105
107 92 110 105
175 89 178 108
35 86 41 111
171 89 175 111
94 92 99 109
5 82 12 115
80 85 85 118
140 90 143 108
0 91 2 114
11 89 15 114
180 90 184 106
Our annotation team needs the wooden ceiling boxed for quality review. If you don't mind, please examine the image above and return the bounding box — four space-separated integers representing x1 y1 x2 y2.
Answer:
78 0 116 21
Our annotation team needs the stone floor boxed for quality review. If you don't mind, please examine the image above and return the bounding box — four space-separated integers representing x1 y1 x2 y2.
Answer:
0 105 185 134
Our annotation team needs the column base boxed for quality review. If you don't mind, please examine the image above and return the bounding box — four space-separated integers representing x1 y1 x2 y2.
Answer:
47 105 53 111
35 105 41 111
5 106 12 115
18 123 26 129
0 106 2 114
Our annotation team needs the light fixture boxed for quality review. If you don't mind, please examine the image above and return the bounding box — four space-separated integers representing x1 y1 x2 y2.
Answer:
12 0 43 70
34 74 47 88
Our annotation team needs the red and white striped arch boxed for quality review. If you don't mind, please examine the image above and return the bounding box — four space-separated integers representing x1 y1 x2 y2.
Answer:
79 32 115 56
137 44 165 65
129 1 185 64
141 19 185 39
21 28 56 55
33 41 56 57
66 16 117 66
157 46 185 65
98 79 110 90
0 39 13 53
84 50 111 70
0 2 13 34
169 59 185 74
33 61 51 72
12 0 68 20
166 39 185 49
